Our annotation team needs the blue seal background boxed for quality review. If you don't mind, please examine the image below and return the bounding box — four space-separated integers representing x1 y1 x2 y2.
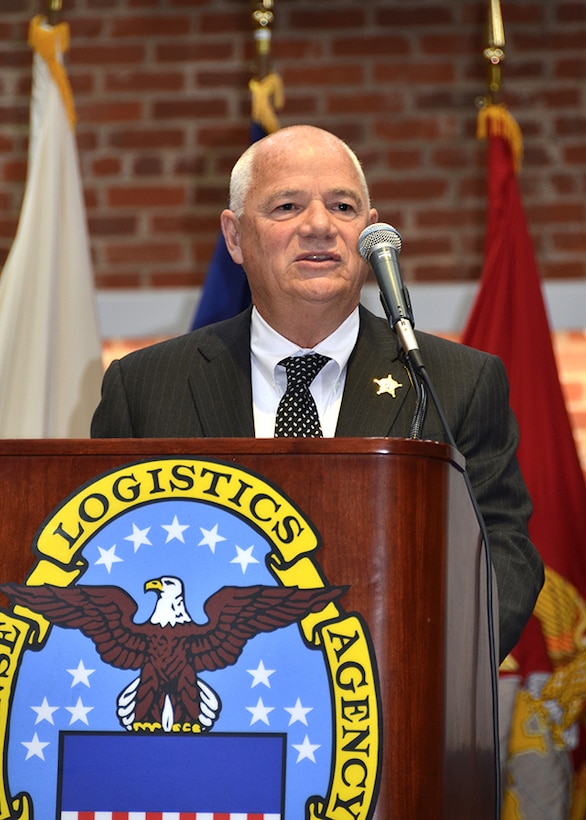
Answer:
8 498 333 817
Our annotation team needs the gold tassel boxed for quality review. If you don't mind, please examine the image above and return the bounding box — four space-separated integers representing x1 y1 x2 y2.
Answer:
477 103 522 172
249 72 285 134
28 15 76 129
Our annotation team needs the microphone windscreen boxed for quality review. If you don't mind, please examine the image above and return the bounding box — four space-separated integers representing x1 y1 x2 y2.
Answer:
358 223 402 260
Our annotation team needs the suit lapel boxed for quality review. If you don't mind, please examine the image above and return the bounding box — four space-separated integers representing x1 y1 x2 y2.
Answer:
184 306 416 439
336 307 414 437
187 310 255 437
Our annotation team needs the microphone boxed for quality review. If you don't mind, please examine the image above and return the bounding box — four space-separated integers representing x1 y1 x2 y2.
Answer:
358 222 422 368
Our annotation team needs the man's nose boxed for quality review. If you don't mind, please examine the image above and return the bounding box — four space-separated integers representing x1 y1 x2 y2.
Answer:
300 200 337 236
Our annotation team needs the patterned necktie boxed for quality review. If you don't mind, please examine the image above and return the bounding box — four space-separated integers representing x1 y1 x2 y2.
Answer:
274 354 330 437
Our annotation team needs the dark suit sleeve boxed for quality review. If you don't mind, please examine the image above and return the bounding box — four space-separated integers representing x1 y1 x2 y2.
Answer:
449 351 544 661
90 338 204 438
91 311 254 438
91 359 135 437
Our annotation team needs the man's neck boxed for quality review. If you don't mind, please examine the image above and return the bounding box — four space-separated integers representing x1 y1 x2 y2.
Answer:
254 303 358 349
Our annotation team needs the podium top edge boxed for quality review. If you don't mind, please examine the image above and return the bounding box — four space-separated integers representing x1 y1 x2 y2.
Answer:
0 437 465 470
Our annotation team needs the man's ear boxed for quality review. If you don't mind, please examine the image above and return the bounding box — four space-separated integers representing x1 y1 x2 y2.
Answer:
220 210 244 265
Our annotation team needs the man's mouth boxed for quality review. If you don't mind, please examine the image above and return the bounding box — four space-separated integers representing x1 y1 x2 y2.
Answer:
297 252 340 263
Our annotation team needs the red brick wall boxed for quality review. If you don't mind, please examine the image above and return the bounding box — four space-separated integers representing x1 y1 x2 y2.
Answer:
1 0 585 290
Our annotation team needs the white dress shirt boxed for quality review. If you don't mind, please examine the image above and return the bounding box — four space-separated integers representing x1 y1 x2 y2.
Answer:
250 306 360 438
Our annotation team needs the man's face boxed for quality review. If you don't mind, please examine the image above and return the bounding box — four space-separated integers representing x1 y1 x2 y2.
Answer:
222 130 378 328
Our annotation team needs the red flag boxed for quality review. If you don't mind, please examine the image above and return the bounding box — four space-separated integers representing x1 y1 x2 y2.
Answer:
462 104 586 817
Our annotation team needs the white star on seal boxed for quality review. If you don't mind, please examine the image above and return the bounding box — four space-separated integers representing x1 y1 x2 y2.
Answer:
373 374 403 397
95 544 123 573
66 659 95 688
247 659 276 688
284 697 313 726
21 732 50 761
198 523 226 554
292 734 321 763
246 696 275 726
161 515 189 544
231 545 260 574
124 523 152 553
65 697 94 726
31 697 59 725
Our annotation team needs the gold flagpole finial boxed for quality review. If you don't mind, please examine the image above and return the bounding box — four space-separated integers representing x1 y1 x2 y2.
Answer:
251 0 274 80
483 0 505 103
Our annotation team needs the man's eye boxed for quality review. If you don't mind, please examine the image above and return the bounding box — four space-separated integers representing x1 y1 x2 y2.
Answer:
334 202 353 212
277 202 295 211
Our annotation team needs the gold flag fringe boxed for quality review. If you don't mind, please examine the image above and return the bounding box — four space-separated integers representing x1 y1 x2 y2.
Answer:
28 15 76 129
501 565 586 818
535 567 586 745
249 72 285 134
477 103 523 172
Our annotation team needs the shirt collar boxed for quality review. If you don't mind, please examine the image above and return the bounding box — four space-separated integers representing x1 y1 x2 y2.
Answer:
250 305 360 386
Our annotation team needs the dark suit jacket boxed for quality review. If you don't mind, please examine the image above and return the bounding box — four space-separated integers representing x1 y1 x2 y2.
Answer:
91 305 544 660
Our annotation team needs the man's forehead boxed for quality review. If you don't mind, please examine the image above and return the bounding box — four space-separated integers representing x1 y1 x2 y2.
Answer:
256 134 354 172
251 158 366 202
261 185 364 204
245 134 369 208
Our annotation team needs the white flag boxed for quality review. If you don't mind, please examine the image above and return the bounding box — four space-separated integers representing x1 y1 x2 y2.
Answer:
0 16 103 438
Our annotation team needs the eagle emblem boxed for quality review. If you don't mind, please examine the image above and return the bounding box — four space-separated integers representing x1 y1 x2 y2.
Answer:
0 577 343 734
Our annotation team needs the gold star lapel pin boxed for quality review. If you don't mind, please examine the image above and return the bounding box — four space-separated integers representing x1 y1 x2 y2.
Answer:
373 374 403 398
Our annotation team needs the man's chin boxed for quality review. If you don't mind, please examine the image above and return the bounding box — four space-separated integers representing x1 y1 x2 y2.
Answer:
294 274 357 298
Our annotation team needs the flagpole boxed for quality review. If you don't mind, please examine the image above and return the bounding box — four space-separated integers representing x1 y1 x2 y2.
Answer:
249 0 283 134
191 1 282 330
483 0 505 103
47 0 63 27
251 0 274 80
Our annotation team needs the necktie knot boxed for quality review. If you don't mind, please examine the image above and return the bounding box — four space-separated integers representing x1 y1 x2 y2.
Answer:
274 354 330 437
279 353 330 388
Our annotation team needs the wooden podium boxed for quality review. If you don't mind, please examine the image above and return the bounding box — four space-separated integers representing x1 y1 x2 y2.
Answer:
0 437 496 819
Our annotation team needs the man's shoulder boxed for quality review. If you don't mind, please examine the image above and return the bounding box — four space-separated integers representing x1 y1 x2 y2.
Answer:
416 328 497 364
359 305 499 367
115 309 252 370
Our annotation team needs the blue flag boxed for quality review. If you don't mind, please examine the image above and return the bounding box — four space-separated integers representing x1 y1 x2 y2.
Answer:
191 65 284 330
191 122 268 330
191 232 252 329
